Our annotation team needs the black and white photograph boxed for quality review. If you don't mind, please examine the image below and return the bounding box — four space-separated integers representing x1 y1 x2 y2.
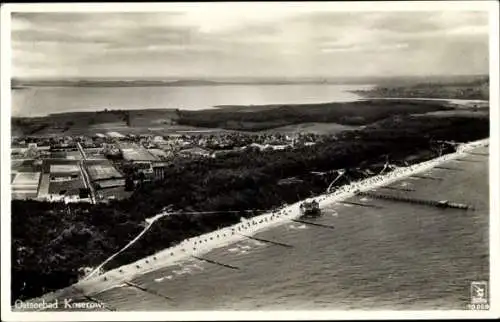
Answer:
1 1 499 320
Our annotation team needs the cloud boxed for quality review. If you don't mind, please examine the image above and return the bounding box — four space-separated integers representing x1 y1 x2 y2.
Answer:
10 8 489 78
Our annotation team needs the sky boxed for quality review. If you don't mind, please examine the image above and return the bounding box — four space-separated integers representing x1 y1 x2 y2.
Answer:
10 5 490 79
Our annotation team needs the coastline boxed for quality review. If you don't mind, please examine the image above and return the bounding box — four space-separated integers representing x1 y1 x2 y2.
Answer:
11 95 471 120
25 137 488 304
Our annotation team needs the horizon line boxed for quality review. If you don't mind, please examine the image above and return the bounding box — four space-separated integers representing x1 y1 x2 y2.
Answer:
12 74 490 81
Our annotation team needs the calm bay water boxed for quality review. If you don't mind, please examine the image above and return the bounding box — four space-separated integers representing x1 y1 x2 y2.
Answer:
90 147 489 311
12 84 373 117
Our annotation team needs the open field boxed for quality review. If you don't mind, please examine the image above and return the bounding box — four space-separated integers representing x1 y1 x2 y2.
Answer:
86 163 123 181
262 122 359 135
49 164 80 174
41 159 80 173
119 143 158 161
48 178 86 195
11 160 43 200
12 109 180 137
12 172 41 200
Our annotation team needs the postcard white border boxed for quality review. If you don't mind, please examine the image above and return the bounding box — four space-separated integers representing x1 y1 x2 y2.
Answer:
1 1 499 320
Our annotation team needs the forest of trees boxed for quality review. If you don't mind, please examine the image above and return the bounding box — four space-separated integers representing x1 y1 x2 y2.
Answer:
11 114 489 303
176 99 453 131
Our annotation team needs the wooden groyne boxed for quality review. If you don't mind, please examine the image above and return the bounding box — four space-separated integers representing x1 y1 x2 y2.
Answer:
467 152 488 157
358 192 472 210
434 166 462 171
453 158 481 163
380 186 416 192
191 255 240 270
410 175 443 181
240 234 293 248
340 201 383 208
291 219 335 230
123 281 174 301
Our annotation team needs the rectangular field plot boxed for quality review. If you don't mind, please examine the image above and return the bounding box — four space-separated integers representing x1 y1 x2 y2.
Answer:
12 192 38 200
84 148 107 159
48 178 86 195
66 150 83 160
50 164 80 174
120 143 158 161
95 179 126 189
87 163 123 181
50 151 68 158
12 172 41 199
12 172 41 186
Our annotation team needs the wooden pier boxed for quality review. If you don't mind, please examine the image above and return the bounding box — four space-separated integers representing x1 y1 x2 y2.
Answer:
358 192 472 210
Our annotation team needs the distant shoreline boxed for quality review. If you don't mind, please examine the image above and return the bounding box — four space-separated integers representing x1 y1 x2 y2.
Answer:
351 79 489 101
11 84 374 119
11 81 375 89
11 97 486 121
11 74 488 88
11 97 486 137
11 75 488 119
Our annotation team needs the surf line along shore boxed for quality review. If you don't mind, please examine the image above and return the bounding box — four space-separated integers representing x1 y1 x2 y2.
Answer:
29 138 490 301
